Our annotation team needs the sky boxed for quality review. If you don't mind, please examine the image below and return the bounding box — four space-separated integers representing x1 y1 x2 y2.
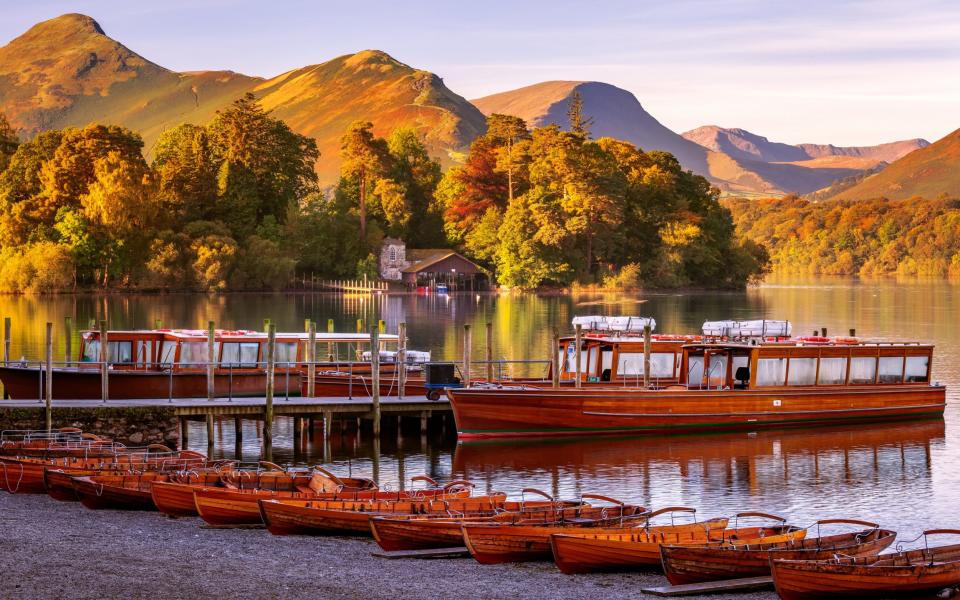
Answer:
2 0 959 146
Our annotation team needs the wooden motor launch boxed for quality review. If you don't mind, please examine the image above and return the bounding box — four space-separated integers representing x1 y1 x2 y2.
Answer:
771 530 960 599
193 476 471 527
659 519 897 584
449 319 946 438
548 512 805 574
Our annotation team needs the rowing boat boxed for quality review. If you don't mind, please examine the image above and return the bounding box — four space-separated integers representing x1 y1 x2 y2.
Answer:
771 530 960 599
71 472 212 510
549 511 801 573
661 519 895 584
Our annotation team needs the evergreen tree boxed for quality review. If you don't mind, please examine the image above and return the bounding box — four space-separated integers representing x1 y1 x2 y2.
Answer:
567 90 595 139
0 113 19 173
339 121 390 242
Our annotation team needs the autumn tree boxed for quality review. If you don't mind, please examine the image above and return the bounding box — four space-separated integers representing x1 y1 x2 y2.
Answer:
0 113 18 173
339 121 390 241
152 124 217 224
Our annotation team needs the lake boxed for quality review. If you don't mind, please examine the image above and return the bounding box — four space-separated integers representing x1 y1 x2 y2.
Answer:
1 277 957 538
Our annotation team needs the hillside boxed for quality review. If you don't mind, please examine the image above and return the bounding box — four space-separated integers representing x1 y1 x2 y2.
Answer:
830 128 960 200
0 14 485 181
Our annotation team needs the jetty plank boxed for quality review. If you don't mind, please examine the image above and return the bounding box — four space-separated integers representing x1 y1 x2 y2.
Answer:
371 547 471 559
640 576 774 597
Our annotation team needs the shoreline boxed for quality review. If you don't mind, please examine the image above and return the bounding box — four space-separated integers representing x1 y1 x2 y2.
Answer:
0 492 776 600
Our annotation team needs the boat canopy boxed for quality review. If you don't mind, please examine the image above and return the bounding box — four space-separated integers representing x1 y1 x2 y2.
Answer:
702 320 792 338
571 316 656 333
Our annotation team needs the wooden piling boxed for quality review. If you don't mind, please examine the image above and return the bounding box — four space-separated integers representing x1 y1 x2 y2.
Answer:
356 319 363 333
99 320 109 402
180 417 190 450
420 411 428 435
206 414 215 452
574 323 583 389
307 321 316 397
293 416 303 442
3 316 10 364
64 316 73 366
207 320 216 401
397 322 406 400
643 324 652 388
327 319 335 360
551 330 560 389
371 325 381 437
485 322 493 382
821 327 828 337
378 319 385 334
323 410 332 437
154 318 162 329
264 324 276 460
850 328 857 337
234 416 243 444
304 318 311 333
44 322 53 432
463 324 472 387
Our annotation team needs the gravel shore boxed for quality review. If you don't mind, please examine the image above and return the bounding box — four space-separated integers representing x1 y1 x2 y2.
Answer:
0 493 778 600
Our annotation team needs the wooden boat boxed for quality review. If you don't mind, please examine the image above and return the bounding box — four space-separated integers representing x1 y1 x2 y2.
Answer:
71 471 221 510
771 530 960 599
369 492 648 552
194 477 472 527
549 512 805 573
0 428 120 457
0 328 400 400
460 505 724 564
661 519 896 584
449 338 945 438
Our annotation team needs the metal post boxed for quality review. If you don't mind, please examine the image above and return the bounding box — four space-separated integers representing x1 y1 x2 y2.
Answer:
45 322 53 432
99 320 109 402
370 326 381 437
207 320 215 401
64 316 73 366
463 324 472 387
643 324 652 388
307 321 316 398
574 324 583 389
485 322 493 382
264 324 276 461
552 330 560 389
397 322 406 400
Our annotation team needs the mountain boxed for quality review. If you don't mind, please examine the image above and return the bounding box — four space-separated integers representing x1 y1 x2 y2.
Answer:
0 14 485 182
829 128 960 200
472 81 712 175
471 82 927 196
683 125 927 166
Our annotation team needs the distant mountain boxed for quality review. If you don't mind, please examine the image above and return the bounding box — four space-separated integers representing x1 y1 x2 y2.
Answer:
829 128 960 200
472 81 711 175
0 14 485 182
683 125 928 166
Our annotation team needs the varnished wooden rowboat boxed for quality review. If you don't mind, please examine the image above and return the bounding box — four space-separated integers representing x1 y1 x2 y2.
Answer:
771 530 960 599
661 519 896 584
71 472 216 510
461 505 717 565
369 492 648 552
195 477 473 527
547 511 801 572
150 462 305 516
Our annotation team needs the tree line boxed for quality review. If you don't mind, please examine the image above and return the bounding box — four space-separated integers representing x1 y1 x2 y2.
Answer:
0 93 766 292
726 195 960 277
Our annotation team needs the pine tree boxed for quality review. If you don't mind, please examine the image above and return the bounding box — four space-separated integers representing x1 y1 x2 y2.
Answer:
567 91 595 139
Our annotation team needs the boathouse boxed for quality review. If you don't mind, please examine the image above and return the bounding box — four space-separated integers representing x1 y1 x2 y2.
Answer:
378 239 487 291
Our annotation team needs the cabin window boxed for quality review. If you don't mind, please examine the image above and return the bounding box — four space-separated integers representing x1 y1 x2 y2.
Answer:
617 353 674 378
179 342 211 367
276 342 298 365
849 357 877 384
563 343 578 373
601 350 613 379
687 355 704 386
135 340 152 367
904 356 930 383
221 342 260 367
732 355 750 382
159 341 177 367
107 341 133 365
706 354 728 387
787 358 816 386
878 356 904 384
756 358 787 386
651 353 675 378
818 357 848 385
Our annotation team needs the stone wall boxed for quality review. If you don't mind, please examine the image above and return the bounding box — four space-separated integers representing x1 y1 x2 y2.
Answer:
0 406 179 447
379 239 408 281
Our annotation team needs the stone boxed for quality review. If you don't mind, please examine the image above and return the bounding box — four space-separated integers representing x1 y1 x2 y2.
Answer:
127 432 144 444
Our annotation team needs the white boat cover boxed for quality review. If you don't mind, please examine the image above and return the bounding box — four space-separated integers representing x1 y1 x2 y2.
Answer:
571 315 656 332
702 320 792 337
361 350 432 363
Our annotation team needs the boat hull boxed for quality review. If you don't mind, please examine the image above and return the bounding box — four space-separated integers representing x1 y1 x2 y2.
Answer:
0 459 49 494
260 501 376 536
370 517 467 551
448 385 946 439
72 476 160 510
771 557 960 599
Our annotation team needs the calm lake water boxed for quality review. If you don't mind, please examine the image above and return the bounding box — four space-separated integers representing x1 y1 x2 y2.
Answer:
2 278 958 538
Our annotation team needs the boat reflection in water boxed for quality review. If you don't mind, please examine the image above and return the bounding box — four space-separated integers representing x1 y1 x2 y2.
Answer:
452 420 944 525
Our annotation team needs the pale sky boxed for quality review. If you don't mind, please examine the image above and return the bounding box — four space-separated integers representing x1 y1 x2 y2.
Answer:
3 0 959 146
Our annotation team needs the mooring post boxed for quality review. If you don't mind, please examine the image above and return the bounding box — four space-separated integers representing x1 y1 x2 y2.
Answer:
551 330 560 389
293 415 303 442
463 324 472 387
420 411 428 435
356 319 363 334
44 322 53 432
3 316 10 365
821 327 828 337
307 320 316 398
304 319 311 333
574 323 583 389
99 319 109 402
207 320 216 401
206 414 215 453
180 417 190 450
263 318 271 333
643 324 652 388
850 328 857 337
154 318 162 329
485 322 493 382
370 325 381 437
264 323 276 461
327 319 335 361
234 416 243 444
64 316 73 366
323 410 332 437
397 322 406 399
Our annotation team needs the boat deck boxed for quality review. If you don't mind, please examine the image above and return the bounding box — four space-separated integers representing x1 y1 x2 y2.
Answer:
0 395 450 417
